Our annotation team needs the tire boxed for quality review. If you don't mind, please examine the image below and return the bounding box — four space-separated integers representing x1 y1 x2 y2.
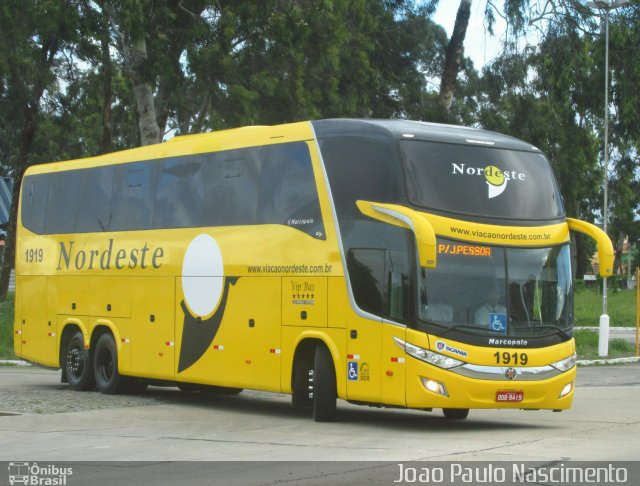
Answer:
292 355 313 410
312 344 337 422
93 333 129 394
64 332 95 391
443 408 469 420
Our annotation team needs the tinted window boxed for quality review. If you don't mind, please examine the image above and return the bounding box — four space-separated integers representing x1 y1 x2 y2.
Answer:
348 248 385 316
44 171 80 234
75 166 113 232
21 175 49 234
202 148 261 227
259 142 325 239
401 140 564 221
20 142 325 238
320 137 401 221
154 157 205 228
110 162 157 231
348 245 410 323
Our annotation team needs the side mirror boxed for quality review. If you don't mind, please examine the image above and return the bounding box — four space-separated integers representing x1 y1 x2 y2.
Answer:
356 200 437 268
567 218 614 277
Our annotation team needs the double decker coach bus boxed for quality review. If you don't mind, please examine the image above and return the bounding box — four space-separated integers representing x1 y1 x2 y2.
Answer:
14 119 612 421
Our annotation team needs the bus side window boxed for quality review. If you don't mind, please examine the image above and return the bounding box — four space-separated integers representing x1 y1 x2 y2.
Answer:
110 162 157 231
347 248 385 317
202 148 261 227
259 142 325 239
153 156 205 228
21 176 49 234
44 171 80 235
76 166 113 232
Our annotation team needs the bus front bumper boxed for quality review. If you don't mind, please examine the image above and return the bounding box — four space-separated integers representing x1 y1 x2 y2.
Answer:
405 359 576 411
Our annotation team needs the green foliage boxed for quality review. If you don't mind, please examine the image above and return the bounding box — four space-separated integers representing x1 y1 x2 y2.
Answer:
574 287 637 327
0 293 14 359
574 329 635 360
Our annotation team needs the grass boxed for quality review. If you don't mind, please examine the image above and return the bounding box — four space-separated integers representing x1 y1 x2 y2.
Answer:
574 329 636 360
0 292 14 359
574 287 637 327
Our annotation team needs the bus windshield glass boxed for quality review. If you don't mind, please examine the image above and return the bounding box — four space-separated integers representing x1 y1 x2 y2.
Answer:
418 240 573 338
401 140 564 221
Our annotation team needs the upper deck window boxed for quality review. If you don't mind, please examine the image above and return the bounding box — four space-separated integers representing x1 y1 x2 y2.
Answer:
401 140 564 221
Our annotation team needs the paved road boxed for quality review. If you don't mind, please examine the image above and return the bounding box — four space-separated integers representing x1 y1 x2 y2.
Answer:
0 365 639 484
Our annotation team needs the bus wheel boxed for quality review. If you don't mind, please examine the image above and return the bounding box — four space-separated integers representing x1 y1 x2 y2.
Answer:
94 333 128 394
292 355 313 410
312 344 337 422
65 332 95 391
443 408 469 420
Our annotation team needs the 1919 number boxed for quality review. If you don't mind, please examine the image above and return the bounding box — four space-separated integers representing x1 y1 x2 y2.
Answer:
25 248 44 263
494 351 528 365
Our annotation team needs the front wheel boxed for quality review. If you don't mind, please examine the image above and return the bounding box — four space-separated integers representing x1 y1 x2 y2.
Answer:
443 408 469 420
93 333 129 394
65 332 95 391
312 344 337 422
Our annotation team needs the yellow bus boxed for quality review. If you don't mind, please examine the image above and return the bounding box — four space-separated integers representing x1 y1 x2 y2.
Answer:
14 119 612 421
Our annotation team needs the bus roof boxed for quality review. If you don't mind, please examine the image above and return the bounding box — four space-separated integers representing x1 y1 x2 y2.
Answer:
312 119 541 152
25 118 541 176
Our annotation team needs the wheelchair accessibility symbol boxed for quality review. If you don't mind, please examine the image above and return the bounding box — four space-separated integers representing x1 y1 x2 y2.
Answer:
347 361 358 381
490 313 507 334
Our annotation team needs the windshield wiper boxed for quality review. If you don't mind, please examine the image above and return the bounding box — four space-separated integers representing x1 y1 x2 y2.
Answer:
532 324 571 340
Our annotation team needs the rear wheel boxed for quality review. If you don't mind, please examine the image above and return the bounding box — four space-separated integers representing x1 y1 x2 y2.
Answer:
94 333 129 394
65 332 95 391
312 344 337 422
443 408 469 420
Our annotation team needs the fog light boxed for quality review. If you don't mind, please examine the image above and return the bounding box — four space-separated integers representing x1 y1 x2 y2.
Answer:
559 382 573 398
421 377 448 397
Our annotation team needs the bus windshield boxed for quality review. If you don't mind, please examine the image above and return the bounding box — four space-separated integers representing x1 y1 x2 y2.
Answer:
419 239 573 339
400 140 564 221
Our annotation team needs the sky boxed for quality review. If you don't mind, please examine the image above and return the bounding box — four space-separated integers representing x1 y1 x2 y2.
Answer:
432 1 508 69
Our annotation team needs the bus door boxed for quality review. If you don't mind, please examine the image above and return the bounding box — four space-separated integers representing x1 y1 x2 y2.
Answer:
344 248 384 403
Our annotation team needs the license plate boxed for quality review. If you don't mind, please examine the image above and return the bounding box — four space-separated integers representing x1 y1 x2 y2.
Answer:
496 390 524 402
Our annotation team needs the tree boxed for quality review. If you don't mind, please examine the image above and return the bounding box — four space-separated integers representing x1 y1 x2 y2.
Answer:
0 0 81 300
438 0 471 118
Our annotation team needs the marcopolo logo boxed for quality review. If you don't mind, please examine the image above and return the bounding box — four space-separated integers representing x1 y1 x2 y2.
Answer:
451 163 526 199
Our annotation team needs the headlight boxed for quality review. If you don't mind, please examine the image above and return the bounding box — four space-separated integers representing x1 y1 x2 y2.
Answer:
393 337 464 369
550 353 576 372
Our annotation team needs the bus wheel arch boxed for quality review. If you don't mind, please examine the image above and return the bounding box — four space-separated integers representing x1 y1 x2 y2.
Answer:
60 324 94 391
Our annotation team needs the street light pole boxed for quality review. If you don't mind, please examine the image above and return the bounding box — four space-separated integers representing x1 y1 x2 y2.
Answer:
586 0 629 357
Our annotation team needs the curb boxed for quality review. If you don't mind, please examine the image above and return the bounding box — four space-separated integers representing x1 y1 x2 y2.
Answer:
0 360 31 366
577 356 640 366
574 326 637 331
